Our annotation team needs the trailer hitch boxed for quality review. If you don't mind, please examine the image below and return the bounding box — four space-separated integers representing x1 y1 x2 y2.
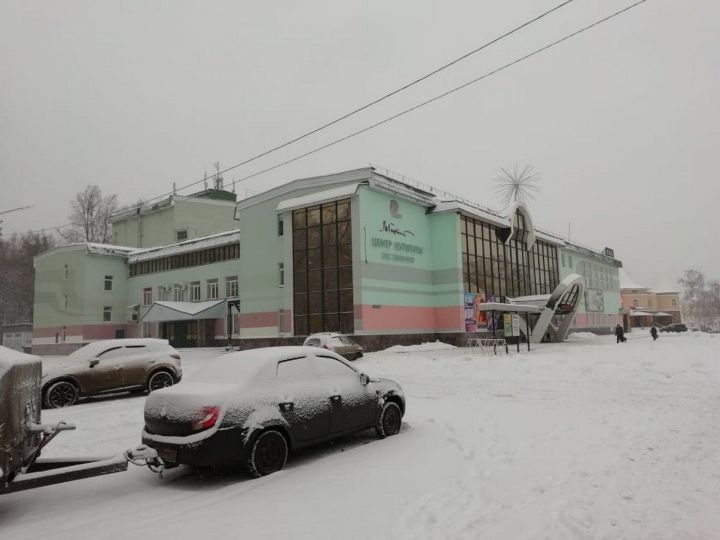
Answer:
124 445 165 478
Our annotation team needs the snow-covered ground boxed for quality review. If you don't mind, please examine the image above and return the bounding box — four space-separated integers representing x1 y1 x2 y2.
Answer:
2 332 719 539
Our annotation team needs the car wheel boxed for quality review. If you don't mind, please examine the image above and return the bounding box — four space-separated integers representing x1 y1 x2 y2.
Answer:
246 429 288 478
147 371 175 393
375 401 402 439
44 381 79 408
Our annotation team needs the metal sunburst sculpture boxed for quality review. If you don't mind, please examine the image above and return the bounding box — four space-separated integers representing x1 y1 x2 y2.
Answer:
493 165 541 206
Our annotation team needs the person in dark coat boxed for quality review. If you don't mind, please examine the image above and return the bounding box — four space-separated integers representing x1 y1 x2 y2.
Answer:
650 326 658 340
615 324 625 344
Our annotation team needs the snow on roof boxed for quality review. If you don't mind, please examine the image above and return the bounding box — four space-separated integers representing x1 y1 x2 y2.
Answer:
140 300 227 322
432 200 508 227
619 268 648 290
651 290 679 295
35 242 135 262
629 311 653 316
276 183 360 212
85 243 136 255
129 229 240 262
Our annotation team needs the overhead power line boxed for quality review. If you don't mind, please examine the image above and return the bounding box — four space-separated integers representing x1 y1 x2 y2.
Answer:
10 0 647 237
9 0 576 236
223 0 648 190
119 0 577 209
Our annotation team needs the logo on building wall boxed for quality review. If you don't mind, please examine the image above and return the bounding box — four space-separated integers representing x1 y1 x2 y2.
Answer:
389 199 402 218
379 221 415 237
380 199 414 237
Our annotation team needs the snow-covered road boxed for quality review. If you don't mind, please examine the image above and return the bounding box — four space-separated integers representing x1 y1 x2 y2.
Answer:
2 332 719 539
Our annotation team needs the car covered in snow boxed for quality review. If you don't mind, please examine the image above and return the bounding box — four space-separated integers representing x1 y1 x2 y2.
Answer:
659 323 688 333
141 346 405 477
303 332 364 360
41 338 182 408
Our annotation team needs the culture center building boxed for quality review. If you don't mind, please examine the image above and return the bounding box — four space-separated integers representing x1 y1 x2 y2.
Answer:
32 166 624 353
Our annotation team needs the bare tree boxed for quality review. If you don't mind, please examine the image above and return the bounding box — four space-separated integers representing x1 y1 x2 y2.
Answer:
677 269 720 325
493 165 541 206
60 185 118 243
0 232 55 324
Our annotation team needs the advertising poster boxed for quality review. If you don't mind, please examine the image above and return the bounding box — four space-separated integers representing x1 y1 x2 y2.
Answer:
503 313 513 337
584 288 605 312
464 292 488 331
464 292 477 332
473 292 488 329
511 314 521 337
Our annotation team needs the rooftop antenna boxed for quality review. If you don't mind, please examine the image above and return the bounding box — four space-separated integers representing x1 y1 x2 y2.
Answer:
172 181 177 196
213 162 223 190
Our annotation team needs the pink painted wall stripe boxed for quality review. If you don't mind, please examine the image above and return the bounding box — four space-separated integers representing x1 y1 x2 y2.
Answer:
358 305 464 331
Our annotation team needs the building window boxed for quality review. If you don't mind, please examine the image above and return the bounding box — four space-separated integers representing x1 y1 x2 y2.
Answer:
158 286 169 301
279 262 285 286
460 215 559 298
142 287 152 306
103 306 112 322
226 276 238 298
278 215 284 236
173 284 185 301
104 275 113 291
128 241 240 277
64 264 69 280
207 279 219 300
292 199 353 336
176 229 188 241
190 281 201 301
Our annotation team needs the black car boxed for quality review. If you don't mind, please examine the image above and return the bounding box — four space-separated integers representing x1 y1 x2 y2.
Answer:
142 346 405 477
659 323 688 333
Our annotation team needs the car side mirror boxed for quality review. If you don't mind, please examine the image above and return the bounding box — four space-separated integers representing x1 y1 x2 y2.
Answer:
359 373 369 386
89 358 100 368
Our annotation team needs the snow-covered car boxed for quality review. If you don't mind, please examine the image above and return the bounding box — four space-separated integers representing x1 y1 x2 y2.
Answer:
303 332 363 360
659 323 688 333
41 338 182 408
141 346 405 477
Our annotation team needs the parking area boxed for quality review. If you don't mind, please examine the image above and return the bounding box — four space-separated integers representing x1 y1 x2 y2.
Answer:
2 333 720 539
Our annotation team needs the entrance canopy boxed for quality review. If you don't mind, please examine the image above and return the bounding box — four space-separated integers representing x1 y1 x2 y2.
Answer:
476 302 540 314
140 300 226 323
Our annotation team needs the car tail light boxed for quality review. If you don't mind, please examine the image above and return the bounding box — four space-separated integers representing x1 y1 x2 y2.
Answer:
191 406 220 431
323 344 331 350
170 353 181 360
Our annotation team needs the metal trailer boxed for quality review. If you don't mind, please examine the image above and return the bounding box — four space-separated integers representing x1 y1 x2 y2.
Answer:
0 346 163 495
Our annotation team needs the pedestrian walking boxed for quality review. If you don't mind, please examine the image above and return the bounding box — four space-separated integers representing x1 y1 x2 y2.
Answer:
615 324 625 344
650 326 658 341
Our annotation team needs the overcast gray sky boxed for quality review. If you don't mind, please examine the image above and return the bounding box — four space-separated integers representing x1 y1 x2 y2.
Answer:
1 0 718 289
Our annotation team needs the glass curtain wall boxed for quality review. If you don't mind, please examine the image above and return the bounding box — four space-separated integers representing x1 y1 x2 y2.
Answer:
461 213 559 298
292 199 353 335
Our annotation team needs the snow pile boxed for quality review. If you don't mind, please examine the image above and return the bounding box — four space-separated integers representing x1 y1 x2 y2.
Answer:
380 340 456 354
3 334 720 540
566 331 599 340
